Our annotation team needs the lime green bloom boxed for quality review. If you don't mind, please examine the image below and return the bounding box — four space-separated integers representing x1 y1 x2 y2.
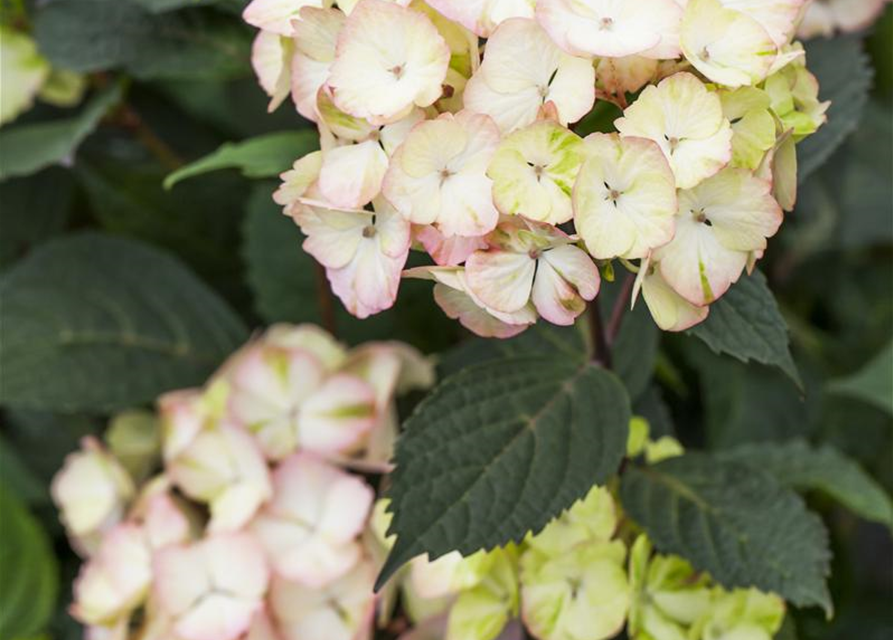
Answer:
447 546 520 640
628 536 712 640
691 587 786 640
763 54 829 140
719 87 776 171
0 26 50 125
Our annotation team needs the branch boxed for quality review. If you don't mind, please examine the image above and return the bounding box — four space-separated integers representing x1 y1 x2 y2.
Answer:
314 262 338 338
606 272 636 346
588 297 612 369
115 103 184 172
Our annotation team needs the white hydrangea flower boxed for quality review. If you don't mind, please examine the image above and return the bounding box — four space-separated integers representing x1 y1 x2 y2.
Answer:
535 0 684 59
615 72 733 189
383 110 501 237
316 98 424 209
327 0 450 123
250 453 374 587
653 167 783 305
427 0 536 36
270 556 377 640
488 120 585 225
465 218 600 326
798 0 891 39
463 18 596 133
51 437 135 557
680 0 777 87
573 132 677 260
153 533 270 640
289 196 412 318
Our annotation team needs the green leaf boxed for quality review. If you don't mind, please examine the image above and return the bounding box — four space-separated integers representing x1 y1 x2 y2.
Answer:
716 440 893 530
0 436 48 506
377 357 630 589
0 84 122 180
0 232 247 412
0 486 58 640
164 131 319 189
126 0 233 12
827 341 893 416
620 453 832 615
439 277 658 400
0 168 74 270
798 34 873 181
689 270 801 387
34 0 250 81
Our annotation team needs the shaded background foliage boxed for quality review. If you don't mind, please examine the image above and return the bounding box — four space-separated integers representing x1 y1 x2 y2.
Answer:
0 1 890 638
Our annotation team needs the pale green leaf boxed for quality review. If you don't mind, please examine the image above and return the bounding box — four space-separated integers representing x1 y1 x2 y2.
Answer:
0 486 58 640
377 357 630 588
0 233 247 412
827 342 893 416
620 453 832 615
717 440 893 529
0 84 122 180
689 270 801 388
164 131 319 189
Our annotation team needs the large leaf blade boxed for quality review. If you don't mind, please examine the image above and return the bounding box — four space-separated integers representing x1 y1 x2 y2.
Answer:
621 453 832 614
717 440 893 529
0 233 247 412
0 486 58 639
689 270 801 387
378 357 630 588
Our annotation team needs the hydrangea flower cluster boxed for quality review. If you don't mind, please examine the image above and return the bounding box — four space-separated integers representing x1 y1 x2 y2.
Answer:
53 336 787 640
52 324 436 640
244 0 830 334
798 0 891 39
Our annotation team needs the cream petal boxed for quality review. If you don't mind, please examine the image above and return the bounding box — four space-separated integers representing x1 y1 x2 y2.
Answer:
465 250 537 313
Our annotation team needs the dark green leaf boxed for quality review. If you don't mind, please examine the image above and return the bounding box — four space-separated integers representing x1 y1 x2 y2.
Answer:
0 84 122 180
827 341 893 416
126 0 233 12
0 168 74 269
164 131 319 189
798 35 873 181
34 0 250 80
689 270 801 387
0 436 48 505
378 357 630 588
717 440 893 529
621 453 832 614
0 232 247 412
0 486 58 639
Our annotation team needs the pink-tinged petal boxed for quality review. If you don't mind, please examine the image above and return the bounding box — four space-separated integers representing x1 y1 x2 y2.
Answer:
536 0 682 59
156 534 269 640
427 0 535 37
270 559 377 640
242 0 323 36
433 284 532 338
531 257 586 325
252 454 373 587
415 225 488 266
318 140 389 209
465 250 536 313
291 52 331 122
299 374 378 455
273 151 323 207
251 31 292 112
157 389 206 462
72 524 152 626
373 197 413 258
133 480 191 550
290 201 368 269
639 262 711 332
541 245 600 301
51 436 134 551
